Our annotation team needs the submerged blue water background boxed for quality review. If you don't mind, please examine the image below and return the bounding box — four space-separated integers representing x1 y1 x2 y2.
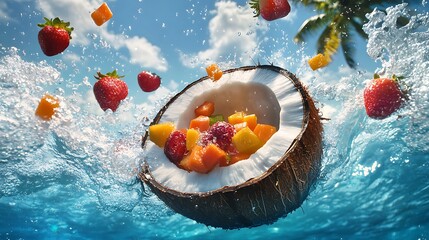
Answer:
1 3 429 239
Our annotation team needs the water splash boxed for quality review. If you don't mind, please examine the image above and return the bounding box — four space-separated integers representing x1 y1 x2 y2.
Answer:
0 48 173 217
364 3 429 151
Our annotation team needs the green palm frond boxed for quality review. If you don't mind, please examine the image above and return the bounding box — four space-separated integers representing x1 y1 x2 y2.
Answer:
340 28 357 68
291 0 414 68
350 18 368 39
317 24 341 62
294 14 329 43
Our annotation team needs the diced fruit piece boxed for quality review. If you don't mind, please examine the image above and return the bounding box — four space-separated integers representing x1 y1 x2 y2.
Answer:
253 124 277 143
149 122 175 147
179 154 192 172
206 63 223 81
308 53 329 70
243 114 257 130
186 128 200 151
184 145 207 173
228 111 245 125
232 127 263 154
184 144 225 174
209 114 224 125
164 130 187 166
91 2 113 26
200 144 226 172
35 94 60 120
205 121 235 151
189 115 210 132
194 101 215 117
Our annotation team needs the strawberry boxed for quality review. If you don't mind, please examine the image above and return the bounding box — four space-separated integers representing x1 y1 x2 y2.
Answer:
93 70 128 112
164 130 187 166
37 17 73 56
137 71 161 92
250 0 291 21
363 75 404 119
201 121 235 151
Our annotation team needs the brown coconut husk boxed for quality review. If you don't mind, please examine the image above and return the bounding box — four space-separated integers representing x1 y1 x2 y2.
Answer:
139 65 323 229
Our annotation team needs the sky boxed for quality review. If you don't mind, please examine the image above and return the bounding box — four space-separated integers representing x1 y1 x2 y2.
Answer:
1 0 427 113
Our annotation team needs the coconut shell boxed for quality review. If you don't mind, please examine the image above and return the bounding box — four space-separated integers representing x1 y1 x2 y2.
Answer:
139 65 323 229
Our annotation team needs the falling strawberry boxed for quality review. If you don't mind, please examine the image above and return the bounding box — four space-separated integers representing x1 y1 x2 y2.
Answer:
93 70 128 112
363 75 404 119
37 17 74 56
250 0 291 21
137 71 161 92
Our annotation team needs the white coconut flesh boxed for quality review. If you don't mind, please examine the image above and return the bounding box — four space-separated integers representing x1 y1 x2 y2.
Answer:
143 68 305 193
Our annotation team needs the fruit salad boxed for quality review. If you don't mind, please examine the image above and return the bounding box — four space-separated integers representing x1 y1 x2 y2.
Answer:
148 101 277 174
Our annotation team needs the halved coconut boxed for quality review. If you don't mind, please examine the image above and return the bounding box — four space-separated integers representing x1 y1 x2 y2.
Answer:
139 65 323 229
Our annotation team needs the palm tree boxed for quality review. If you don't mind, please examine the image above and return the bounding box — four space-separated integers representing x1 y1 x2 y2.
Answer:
291 0 410 68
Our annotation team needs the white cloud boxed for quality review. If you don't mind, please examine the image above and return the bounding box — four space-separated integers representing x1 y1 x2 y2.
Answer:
36 0 168 72
180 0 268 68
62 53 81 62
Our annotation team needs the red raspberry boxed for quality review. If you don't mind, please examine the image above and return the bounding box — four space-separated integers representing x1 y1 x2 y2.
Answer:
164 130 187 166
205 121 235 151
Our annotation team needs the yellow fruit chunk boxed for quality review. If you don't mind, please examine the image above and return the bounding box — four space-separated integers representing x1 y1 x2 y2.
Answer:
253 124 277 144
149 122 175 147
232 127 263 154
308 53 329 70
35 94 60 120
206 63 223 81
186 128 200 151
243 114 257 130
91 2 113 26
227 111 245 125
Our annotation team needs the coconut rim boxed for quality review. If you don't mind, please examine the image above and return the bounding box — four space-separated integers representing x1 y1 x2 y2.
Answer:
140 65 310 197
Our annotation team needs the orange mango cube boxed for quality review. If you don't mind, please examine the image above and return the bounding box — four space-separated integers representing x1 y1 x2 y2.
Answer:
253 124 277 144
149 122 175 147
189 115 210 132
308 53 330 70
182 145 206 173
228 111 245 125
243 114 257 130
200 144 226 172
206 63 222 81
35 94 60 120
194 101 215 117
91 2 113 26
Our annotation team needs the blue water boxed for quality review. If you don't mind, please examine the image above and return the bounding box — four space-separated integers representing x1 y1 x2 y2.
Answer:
2 3 429 240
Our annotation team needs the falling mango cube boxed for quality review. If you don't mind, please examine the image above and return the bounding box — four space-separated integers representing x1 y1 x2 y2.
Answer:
91 2 113 26
308 53 330 70
206 63 223 81
35 94 60 120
